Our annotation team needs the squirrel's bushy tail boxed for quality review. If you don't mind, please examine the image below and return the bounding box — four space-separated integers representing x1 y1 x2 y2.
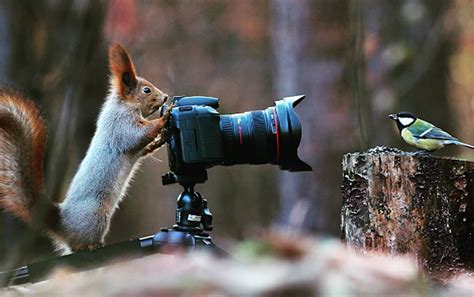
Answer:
0 88 57 226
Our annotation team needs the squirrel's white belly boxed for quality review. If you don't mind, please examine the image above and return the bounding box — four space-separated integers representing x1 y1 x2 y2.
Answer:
60 145 141 244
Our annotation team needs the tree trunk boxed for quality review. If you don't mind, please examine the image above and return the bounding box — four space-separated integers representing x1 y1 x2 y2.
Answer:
272 0 314 229
341 146 474 276
272 0 352 234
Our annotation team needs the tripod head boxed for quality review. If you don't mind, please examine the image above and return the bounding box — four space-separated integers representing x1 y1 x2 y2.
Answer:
161 167 207 186
154 169 222 253
161 168 212 232
173 180 213 232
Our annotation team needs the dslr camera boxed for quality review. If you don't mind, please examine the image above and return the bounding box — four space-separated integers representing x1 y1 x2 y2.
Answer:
160 95 311 185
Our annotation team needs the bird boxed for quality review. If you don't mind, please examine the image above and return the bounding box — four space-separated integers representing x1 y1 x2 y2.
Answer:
388 112 474 153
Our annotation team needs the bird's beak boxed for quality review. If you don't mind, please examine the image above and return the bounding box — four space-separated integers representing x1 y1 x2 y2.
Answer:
388 114 397 120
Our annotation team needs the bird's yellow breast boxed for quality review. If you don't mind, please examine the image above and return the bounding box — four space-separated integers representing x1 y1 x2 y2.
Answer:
401 128 444 151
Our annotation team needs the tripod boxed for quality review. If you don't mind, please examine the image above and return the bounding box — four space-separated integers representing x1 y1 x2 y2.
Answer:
0 170 224 286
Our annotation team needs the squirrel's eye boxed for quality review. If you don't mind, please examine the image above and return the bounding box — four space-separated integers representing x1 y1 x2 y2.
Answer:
142 87 151 94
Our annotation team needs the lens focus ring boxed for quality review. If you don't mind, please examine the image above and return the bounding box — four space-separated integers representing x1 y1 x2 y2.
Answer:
251 111 268 163
220 116 235 161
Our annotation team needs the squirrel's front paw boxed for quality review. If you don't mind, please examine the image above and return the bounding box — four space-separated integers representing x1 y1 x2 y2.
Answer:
142 128 169 156
158 102 175 124
162 103 175 120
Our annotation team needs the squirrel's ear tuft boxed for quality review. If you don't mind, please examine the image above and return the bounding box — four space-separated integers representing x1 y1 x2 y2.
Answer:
109 43 138 98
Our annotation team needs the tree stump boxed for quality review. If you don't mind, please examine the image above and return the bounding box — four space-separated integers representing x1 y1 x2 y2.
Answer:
341 146 474 276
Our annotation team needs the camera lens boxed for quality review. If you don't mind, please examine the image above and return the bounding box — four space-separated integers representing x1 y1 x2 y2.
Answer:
219 95 311 172
220 110 274 164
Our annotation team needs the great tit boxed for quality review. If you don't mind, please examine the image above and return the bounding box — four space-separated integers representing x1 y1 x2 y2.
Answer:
388 112 474 152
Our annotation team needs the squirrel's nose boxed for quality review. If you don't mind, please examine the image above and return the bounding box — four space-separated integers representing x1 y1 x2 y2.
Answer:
163 94 169 102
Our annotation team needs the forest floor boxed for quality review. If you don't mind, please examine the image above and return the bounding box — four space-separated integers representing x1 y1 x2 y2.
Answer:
1 232 473 297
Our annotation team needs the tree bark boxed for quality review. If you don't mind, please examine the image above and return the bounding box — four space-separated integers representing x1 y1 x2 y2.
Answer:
341 146 474 276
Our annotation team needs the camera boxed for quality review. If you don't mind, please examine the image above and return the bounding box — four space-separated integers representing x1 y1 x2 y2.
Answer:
161 95 312 185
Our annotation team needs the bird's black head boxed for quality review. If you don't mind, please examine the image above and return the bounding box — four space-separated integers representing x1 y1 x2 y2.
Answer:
389 112 417 131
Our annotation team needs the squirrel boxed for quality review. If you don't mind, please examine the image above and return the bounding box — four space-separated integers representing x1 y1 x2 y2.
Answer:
0 44 174 254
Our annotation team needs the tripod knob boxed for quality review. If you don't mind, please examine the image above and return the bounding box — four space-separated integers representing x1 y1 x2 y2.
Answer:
202 199 213 231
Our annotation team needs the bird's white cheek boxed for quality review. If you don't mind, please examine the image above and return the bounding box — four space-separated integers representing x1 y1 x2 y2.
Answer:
399 117 414 126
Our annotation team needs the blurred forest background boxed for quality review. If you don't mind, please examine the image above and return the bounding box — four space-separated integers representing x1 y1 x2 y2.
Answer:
0 0 473 263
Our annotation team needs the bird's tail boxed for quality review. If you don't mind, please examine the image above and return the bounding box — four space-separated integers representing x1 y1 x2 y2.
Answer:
449 140 474 150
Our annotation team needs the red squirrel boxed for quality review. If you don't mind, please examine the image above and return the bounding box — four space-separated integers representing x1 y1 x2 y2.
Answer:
0 44 173 254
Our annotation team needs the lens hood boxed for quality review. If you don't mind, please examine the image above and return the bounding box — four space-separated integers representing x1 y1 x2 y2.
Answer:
275 95 312 172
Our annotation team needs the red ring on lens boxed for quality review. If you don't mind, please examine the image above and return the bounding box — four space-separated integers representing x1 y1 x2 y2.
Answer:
272 108 280 162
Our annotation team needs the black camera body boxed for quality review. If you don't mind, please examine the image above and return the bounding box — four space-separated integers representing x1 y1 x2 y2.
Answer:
166 97 223 173
162 95 311 185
